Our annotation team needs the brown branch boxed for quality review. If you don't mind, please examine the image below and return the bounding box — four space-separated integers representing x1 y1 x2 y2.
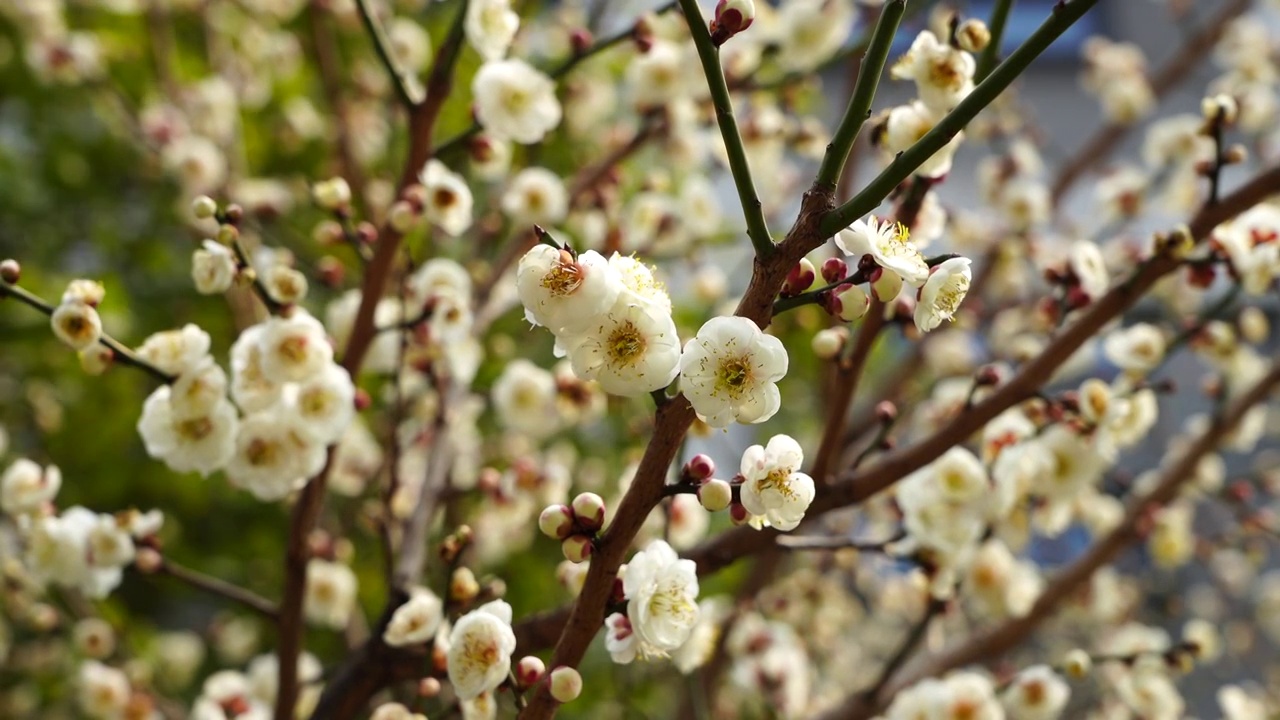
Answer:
822 360 1280 720
1049 0 1250 205
156 559 278 620
501 163 1280 659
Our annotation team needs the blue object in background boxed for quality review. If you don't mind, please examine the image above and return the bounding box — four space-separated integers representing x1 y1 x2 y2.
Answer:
892 0 1103 62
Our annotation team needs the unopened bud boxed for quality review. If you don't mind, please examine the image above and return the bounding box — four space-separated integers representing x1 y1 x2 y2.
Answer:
820 256 848 284
684 454 716 482
1062 648 1091 678
388 200 419 233
870 268 902 303
539 504 575 540
0 258 19 284
417 677 441 697
357 222 379 245
216 224 239 246
313 177 352 210
316 256 345 288
80 345 114 376
831 283 870 322
450 567 480 603
516 656 546 687
1224 144 1248 165
698 478 733 512
781 258 816 297
955 19 990 53
729 502 751 526
711 0 755 46
811 326 848 359
571 492 606 532
975 365 1002 386
1201 94 1238 125
875 400 898 423
1239 306 1269 344
561 534 593 563
548 666 583 703
192 195 218 220
223 204 244 225
570 29 593 55
135 548 163 574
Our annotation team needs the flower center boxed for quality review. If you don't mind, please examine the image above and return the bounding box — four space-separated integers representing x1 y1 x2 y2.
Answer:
647 581 696 626
246 438 279 467
540 262 583 297
760 469 797 500
177 416 214 441
936 275 970 318
278 336 309 363
606 321 646 366
716 356 752 395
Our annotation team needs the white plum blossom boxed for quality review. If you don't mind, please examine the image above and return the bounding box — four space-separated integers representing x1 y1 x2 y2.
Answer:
472 59 561 144
914 257 973 333
1001 665 1070 720
565 300 681 397
136 324 212 377
774 0 855 72
1 459 61 515
882 101 964 178
447 600 517 700
304 559 358 629
491 359 559 437
501 166 568 226
622 540 700 655
838 215 929 286
383 588 445 647
51 300 102 351
609 253 672 314
605 612 638 664
284 363 356 445
27 507 135 598
226 408 325 501
255 311 333 384
169 359 230 419
465 0 518 62
739 435 815 532
1103 323 1166 374
679 316 788 428
78 660 132 720
192 239 237 294
516 245 620 335
137 386 238 477
891 30 976 114
419 159 474 236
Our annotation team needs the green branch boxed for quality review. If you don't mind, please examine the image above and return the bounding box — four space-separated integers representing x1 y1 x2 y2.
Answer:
676 0 774 258
0 281 176 384
815 0 907 191
819 0 1100 237
975 0 1015 82
355 0 423 107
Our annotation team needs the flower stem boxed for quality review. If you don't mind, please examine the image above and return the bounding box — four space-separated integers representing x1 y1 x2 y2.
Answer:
820 0 1101 236
0 280 176 384
355 0 422 107
676 0 774 258
815 0 907 191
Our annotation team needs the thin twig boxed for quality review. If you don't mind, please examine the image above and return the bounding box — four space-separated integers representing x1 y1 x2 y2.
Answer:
157 559 279 620
355 0 422 107
677 0 773 257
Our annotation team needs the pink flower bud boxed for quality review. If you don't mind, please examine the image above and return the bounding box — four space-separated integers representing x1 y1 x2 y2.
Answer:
820 256 848 284
875 400 898 423
570 29 594 55
729 502 751 526
780 258 816 298
831 284 870 322
515 656 546 688
698 478 733 512
548 666 583 703
684 454 716 482
711 0 755 46
539 504 575 540
561 534 593 563
870 268 902 303
571 493 606 532
0 258 19 284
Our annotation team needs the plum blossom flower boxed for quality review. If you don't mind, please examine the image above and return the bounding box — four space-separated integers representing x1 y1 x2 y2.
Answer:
192 240 237 294
891 30 976 113
622 540 700 654
739 435 815 532
384 588 444 647
225 408 325 500
679 317 788 428
465 0 518 62
501 167 568 226
419 159 473 236
284 363 356 445
516 245 620 336
472 59 561 144
1103 323 1166 374
137 324 212 377
565 300 681 397
1 459 61 515
914 257 972 333
51 300 102 351
1001 665 1070 720
447 600 517 700
304 559 358 630
491 359 560 437
838 215 929 286
255 312 333 384
78 660 132 720
605 613 638 664
137 386 238 477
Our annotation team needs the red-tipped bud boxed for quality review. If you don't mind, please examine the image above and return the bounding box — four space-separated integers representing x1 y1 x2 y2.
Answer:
561 534 593 563
571 493 606 532
1187 263 1216 289
710 0 755 46
570 29 594 55
870 268 902 303
781 258 816 298
820 256 848 284
684 454 716 482
698 478 733 512
539 504 575 540
729 502 751 526
515 656 546 688
0 259 20 284
316 256 345 288
354 388 372 412
875 400 898 423
830 283 870 322
975 365 1002 387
